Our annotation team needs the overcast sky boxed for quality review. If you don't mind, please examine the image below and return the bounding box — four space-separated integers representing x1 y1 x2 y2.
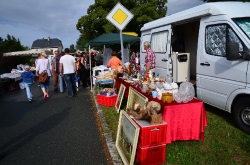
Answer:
0 0 204 50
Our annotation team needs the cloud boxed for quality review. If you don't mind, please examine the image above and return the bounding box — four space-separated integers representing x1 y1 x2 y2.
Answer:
0 0 204 49
0 0 94 48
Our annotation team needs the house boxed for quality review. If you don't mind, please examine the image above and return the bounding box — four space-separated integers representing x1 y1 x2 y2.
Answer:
3 37 63 57
31 37 63 53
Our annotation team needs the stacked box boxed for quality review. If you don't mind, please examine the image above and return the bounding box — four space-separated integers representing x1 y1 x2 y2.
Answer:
134 120 167 148
134 120 167 165
97 94 117 107
136 144 166 165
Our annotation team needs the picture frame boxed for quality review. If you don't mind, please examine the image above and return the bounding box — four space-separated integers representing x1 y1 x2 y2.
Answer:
116 110 140 165
126 87 148 110
115 84 126 113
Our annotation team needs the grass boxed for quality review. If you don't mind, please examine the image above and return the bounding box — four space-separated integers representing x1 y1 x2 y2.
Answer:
95 91 250 165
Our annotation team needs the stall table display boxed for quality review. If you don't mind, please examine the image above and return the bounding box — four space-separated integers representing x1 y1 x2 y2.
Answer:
0 73 23 91
115 77 208 144
1 73 22 82
95 78 114 89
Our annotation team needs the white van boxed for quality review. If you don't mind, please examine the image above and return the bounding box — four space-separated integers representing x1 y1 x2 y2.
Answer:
140 2 250 134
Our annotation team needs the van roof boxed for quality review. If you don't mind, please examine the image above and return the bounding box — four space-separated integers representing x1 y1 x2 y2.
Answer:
141 2 250 31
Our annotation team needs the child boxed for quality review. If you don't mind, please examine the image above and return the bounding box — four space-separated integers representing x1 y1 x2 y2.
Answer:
21 65 36 102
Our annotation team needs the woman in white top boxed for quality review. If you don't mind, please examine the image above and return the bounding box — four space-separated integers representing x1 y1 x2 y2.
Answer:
135 51 139 66
36 52 52 98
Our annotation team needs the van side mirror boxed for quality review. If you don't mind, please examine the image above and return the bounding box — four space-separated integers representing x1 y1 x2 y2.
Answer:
226 43 239 61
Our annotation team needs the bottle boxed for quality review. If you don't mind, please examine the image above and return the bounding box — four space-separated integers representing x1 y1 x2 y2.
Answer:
171 82 178 100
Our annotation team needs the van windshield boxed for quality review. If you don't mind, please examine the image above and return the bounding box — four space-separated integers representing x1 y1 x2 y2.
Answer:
233 17 250 40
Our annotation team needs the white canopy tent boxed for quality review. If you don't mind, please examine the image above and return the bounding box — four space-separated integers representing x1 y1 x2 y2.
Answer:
3 49 53 57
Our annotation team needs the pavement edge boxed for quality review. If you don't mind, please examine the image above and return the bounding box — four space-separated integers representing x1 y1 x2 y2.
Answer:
92 90 122 165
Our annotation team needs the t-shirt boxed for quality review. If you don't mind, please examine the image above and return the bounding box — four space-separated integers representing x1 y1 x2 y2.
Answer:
95 53 103 62
135 57 139 64
107 56 122 70
59 54 75 74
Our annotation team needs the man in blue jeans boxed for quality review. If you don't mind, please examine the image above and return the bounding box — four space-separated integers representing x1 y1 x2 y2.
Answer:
59 48 77 98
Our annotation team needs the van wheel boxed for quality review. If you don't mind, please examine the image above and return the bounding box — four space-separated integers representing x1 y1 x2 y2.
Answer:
232 97 250 135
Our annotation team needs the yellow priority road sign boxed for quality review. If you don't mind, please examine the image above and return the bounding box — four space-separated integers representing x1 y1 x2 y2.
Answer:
106 2 134 31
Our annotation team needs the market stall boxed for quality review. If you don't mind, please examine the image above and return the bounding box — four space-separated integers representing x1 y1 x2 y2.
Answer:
85 33 140 91
114 77 208 144
92 65 114 87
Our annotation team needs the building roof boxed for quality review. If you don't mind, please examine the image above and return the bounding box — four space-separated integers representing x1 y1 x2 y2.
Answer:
31 38 63 49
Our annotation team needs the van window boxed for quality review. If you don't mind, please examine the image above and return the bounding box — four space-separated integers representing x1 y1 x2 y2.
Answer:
141 34 151 53
205 24 243 56
151 31 168 53
233 17 250 39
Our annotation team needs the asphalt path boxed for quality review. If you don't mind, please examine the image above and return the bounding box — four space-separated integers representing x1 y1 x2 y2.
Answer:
0 79 111 165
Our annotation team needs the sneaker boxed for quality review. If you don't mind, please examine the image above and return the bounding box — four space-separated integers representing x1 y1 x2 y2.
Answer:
29 99 32 102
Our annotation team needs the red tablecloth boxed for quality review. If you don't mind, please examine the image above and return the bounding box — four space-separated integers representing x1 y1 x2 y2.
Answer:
115 78 208 144
163 99 207 144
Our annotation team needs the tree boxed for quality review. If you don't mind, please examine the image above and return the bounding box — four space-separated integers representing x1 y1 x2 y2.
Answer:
0 34 26 52
0 34 29 72
69 44 76 53
203 0 249 2
76 0 168 41
76 34 88 51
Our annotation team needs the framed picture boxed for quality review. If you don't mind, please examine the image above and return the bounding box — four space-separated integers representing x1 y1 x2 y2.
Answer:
126 87 148 110
116 110 140 165
115 84 126 113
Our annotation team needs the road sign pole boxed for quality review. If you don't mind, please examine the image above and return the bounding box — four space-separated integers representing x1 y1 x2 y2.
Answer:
120 30 125 64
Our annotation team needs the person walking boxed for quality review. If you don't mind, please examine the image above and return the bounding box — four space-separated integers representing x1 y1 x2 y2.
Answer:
52 49 63 93
59 48 77 98
36 52 52 98
95 51 103 66
21 65 36 102
80 53 89 88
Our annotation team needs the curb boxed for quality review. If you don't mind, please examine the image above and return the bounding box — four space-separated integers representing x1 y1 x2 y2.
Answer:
92 90 122 165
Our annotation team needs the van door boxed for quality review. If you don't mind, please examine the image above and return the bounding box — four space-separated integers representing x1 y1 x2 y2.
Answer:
151 26 172 77
197 17 248 110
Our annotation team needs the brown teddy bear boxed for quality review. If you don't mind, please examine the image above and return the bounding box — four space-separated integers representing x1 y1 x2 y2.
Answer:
126 101 163 125
126 102 150 120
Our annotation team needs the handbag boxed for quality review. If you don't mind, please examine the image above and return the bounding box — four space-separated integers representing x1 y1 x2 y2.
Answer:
38 70 48 83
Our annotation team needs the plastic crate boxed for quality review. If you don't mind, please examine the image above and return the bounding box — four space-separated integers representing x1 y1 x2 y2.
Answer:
134 119 167 148
97 94 117 107
136 144 166 165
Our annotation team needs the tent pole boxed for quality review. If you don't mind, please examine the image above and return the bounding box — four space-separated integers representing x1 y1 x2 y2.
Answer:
120 31 125 64
89 45 92 92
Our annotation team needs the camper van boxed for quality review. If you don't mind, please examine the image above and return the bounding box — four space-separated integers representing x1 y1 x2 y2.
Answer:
140 2 250 134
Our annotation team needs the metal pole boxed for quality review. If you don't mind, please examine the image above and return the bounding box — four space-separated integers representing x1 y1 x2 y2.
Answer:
89 45 92 92
120 31 124 64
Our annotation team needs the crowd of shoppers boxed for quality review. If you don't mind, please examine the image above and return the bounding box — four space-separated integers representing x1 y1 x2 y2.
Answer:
20 48 95 102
